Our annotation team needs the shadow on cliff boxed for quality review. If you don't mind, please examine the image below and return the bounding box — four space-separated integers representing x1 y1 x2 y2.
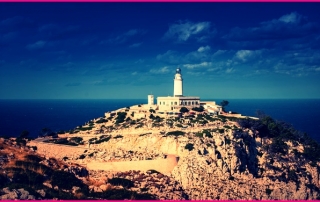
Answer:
234 131 258 177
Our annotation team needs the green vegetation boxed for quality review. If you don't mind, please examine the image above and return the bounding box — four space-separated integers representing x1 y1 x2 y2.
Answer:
108 178 134 189
225 137 231 145
185 143 194 151
266 188 273 195
77 126 94 131
20 130 29 138
166 131 185 137
69 137 83 144
180 107 189 113
51 170 87 190
195 129 213 138
115 112 127 123
44 138 79 146
1 153 90 200
95 118 108 124
147 169 160 174
238 114 320 163
90 135 111 144
139 132 152 137
220 100 229 111
91 189 156 200
192 106 204 112
44 137 83 146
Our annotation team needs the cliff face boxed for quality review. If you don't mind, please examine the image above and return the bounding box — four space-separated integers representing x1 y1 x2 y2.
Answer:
97 130 320 199
24 106 320 200
30 130 320 200
170 129 320 200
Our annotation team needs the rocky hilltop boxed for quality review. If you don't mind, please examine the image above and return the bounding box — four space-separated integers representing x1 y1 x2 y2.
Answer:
2 104 320 200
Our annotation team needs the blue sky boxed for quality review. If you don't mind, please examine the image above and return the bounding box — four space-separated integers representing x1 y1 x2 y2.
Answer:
1 3 320 99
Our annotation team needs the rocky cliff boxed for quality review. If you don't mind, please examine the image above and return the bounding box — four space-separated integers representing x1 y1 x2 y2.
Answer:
3 105 320 200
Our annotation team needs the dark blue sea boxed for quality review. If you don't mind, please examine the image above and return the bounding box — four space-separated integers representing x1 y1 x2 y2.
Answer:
0 99 319 143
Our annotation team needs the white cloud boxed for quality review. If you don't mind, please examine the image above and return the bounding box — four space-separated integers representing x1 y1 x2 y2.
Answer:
225 68 234 74
235 50 262 62
279 12 302 24
26 40 46 50
314 67 320 71
125 29 139 36
207 67 220 72
150 66 170 74
213 50 227 57
156 50 181 64
129 42 142 48
102 29 145 44
164 21 212 42
197 45 210 52
132 71 138 75
183 62 212 69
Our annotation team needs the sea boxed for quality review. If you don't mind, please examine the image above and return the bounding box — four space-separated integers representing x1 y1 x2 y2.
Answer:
0 99 320 143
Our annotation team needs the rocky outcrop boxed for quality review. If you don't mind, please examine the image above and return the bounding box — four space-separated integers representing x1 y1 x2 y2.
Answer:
23 106 320 200
88 170 188 200
0 187 36 200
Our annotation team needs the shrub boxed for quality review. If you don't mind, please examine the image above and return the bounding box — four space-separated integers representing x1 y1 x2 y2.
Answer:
93 136 111 144
147 169 160 174
115 112 127 124
51 170 86 190
266 188 272 195
78 126 93 131
270 138 288 155
192 106 204 112
108 178 134 189
166 131 185 137
180 107 189 113
70 137 83 144
225 138 231 145
92 189 155 200
25 154 42 163
15 137 26 146
185 143 194 151
20 130 29 138
96 118 108 124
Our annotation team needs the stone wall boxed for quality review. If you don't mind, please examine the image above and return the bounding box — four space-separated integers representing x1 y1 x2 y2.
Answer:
28 141 87 159
28 140 179 174
86 155 178 174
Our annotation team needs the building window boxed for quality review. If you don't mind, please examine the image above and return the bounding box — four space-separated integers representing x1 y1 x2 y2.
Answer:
192 101 194 105
175 102 177 105
196 101 198 105
160 102 161 105
171 102 173 105
188 101 191 105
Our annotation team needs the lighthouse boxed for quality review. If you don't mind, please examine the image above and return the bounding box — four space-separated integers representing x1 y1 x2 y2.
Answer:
174 67 183 97
157 67 200 111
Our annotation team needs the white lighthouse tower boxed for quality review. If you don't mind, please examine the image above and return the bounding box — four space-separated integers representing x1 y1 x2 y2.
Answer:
174 67 183 97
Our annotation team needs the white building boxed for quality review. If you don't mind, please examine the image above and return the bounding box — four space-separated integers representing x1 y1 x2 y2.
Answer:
157 68 200 112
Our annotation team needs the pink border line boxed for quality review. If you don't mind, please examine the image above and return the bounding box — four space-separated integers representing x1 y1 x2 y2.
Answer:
1 0 320 2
